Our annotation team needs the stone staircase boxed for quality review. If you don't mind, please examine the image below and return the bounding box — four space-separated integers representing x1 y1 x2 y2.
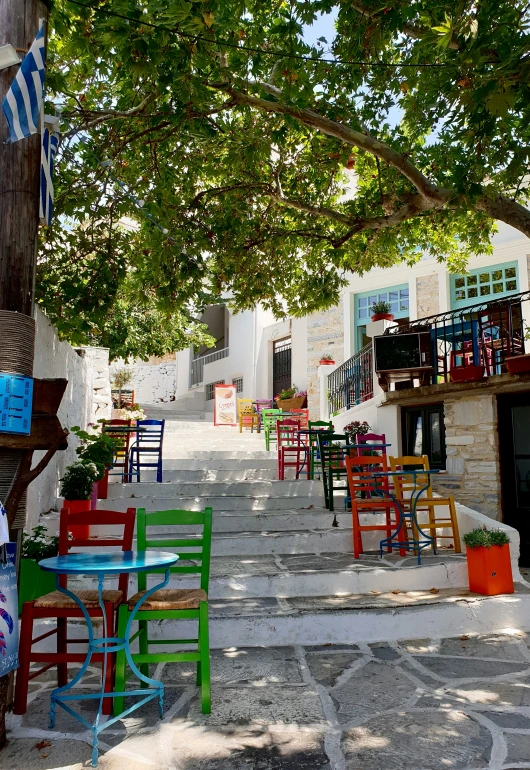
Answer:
40 418 530 650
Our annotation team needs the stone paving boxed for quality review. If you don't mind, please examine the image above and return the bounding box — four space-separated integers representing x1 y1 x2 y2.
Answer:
5 631 530 769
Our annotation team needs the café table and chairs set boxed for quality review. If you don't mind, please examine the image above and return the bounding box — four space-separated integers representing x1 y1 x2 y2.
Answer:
103 419 165 483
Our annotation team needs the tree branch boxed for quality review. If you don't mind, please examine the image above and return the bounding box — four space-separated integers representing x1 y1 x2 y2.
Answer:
351 3 459 49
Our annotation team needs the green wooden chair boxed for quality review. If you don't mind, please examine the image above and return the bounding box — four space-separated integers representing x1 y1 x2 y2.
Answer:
317 432 352 511
113 507 212 716
307 420 334 479
262 408 282 451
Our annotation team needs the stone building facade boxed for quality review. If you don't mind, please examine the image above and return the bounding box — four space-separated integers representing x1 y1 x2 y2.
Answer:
416 274 440 319
307 299 344 419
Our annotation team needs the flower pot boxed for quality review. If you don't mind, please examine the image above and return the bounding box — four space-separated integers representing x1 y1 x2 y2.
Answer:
371 313 394 322
275 395 307 411
506 354 530 375
63 499 91 539
18 557 57 615
319 360 335 366
98 467 109 500
466 543 514 596
450 365 485 383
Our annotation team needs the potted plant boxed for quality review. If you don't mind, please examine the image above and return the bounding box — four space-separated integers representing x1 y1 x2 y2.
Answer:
506 325 530 374
70 424 121 502
59 461 101 538
370 300 394 322
343 420 371 438
112 367 133 408
319 354 335 366
463 527 514 596
19 526 59 614
275 386 307 411
450 364 485 383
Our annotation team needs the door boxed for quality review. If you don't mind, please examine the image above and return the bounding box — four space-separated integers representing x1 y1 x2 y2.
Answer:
401 404 446 470
273 338 291 397
498 393 530 566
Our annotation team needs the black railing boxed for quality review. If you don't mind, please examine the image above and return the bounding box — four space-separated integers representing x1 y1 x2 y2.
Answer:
328 343 373 413
385 289 529 382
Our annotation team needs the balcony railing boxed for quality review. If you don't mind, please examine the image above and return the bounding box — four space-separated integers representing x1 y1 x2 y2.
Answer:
190 346 230 387
384 289 528 384
328 343 374 414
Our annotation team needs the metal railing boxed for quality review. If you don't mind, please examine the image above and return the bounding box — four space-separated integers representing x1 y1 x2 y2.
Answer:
385 290 528 382
190 346 230 387
328 343 374 414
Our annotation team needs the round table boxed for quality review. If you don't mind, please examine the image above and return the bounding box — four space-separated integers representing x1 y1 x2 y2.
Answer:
39 551 179 767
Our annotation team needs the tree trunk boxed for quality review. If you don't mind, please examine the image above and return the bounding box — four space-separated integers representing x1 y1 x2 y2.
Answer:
0 0 50 749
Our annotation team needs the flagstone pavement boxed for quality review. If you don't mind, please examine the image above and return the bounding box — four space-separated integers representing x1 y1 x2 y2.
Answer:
4 632 530 769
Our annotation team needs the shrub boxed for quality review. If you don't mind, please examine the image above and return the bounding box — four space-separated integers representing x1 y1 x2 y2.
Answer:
60 461 100 500
22 525 59 561
463 527 510 549
343 420 371 436
70 425 120 480
370 300 391 315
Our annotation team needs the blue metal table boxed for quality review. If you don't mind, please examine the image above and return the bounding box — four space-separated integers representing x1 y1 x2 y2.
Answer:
39 551 179 767
371 470 439 563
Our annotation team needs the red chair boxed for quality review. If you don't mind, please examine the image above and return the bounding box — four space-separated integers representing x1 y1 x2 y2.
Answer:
345 455 404 558
14 507 136 716
290 409 309 428
277 419 303 480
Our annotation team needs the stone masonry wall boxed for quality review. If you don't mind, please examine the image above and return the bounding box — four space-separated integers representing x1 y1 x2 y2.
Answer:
434 393 501 520
307 299 344 420
110 358 177 404
416 274 440 319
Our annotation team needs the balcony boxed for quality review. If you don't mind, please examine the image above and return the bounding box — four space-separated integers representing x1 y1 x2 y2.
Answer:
328 342 374 414
190 346 230 387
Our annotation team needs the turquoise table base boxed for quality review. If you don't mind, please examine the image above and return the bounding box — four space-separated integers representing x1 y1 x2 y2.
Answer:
39 551 179 767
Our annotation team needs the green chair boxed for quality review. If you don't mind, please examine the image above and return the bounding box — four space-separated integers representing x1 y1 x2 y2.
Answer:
113 507 212 716
308 420 333 479
262 408 282 451
317 432 352 511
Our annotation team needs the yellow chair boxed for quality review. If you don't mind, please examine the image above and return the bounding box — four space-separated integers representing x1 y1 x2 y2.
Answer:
389 455 461 552
238 399 259 433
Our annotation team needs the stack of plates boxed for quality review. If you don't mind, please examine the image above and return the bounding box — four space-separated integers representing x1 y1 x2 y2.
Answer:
0 311 35 376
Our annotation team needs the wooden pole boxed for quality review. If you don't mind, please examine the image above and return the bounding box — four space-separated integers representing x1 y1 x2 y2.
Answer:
0 0 50 747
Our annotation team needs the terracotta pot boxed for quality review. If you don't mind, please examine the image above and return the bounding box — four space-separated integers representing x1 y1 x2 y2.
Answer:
506 354 530 375
450 365 485 383
275 395 307 411
371 313 394 322
319 359 335 366
63 499 91 539
466 543 514 596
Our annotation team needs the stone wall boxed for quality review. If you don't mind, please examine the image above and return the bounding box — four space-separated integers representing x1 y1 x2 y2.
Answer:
110 356 176 404
416 274 440 319
307 300 344 420
435 392 501 520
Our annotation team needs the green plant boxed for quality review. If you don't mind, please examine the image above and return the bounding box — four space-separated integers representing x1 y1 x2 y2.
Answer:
70 425 121 480
276 385 297 400
370 300 392 315
320 354 334 361
60 461 100 500
112 368 133 390
21 526 59 561
463 527 510 549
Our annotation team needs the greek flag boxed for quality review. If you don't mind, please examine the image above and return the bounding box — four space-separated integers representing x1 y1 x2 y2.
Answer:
39 128 59 226
1 23 46 142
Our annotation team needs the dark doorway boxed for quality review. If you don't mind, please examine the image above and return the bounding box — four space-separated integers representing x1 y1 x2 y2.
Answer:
498 392 530 566
273 338 291 397
401 403 446 469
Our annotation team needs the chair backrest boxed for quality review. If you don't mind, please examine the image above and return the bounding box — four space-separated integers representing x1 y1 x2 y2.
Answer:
389 455 432 498
345 455 390 497
254 400 273 414
137 419 164 447
277 419 301 447
136 507 213 594
58 507 136 596
356 432 388 457
290 409 309 428
262 408 282 429
105 418 132 455
237 398 254 417
317 432 351 470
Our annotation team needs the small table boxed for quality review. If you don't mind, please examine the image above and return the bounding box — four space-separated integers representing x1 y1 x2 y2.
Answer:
102 425 147 435
295 428 334 479
39 551 179 767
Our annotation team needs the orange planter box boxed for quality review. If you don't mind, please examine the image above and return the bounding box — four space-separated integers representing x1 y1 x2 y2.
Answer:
466 544 514 595
63 499 91 540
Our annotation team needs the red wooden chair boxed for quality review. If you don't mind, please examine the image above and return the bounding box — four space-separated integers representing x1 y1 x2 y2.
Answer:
14 507 136 716
105 418 132 484
277 419 303 479
345 455 404 558
290 409 309 429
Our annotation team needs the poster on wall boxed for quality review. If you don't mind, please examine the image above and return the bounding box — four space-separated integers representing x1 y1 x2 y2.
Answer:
0 543 19 676
214 384 237 427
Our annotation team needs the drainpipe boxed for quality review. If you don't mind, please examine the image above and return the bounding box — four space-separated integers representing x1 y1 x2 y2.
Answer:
252 308 257 398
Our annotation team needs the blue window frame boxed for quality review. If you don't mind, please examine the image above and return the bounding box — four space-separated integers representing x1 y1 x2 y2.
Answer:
450 261 519 308
354 284 410 351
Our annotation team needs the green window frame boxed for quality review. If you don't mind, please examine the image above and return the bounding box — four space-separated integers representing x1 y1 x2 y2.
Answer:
450 261 519 308
353 284 409 351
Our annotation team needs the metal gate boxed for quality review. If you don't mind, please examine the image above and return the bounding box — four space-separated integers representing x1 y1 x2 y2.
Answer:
273 338 291 397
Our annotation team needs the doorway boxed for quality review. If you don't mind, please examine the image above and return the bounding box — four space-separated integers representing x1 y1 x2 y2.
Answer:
401 403 446 470
273 338 291 397
498 392 530 566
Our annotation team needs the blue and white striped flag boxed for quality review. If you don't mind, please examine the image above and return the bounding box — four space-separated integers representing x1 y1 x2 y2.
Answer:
39 128 59 225
1 23 46 142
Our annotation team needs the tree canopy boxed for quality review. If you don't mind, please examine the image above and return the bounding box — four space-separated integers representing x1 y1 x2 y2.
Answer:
41 0 530 356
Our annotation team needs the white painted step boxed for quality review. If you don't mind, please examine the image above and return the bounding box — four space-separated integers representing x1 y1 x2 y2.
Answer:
105 479 322 499
100 495 323 512
154 459 278 471
134 468 278 481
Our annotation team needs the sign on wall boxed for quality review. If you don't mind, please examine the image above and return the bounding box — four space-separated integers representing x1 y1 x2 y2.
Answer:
0 544 19 676
214 384 237 427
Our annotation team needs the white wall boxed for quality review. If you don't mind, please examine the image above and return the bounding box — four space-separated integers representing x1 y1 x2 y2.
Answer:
27 310 96 529
110 358 176 404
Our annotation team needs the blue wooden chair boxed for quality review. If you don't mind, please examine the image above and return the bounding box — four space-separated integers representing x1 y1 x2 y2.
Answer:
129 419 165 482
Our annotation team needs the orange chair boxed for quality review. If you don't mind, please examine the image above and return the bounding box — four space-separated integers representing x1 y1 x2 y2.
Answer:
14 507 136 716
389 455 461 552
277 419 303 479
345 455 405 558
290 409 309 428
